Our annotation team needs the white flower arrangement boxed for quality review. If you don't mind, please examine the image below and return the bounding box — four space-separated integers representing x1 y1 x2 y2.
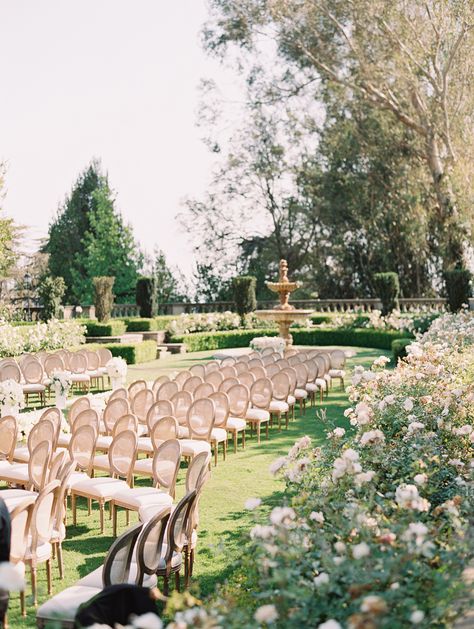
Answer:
51 370 72 396
0 379 24 410
106 356 128 380
249 336 285 354
0 319 86 358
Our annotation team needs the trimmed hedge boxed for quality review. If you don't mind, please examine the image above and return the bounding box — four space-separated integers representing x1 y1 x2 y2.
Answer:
310 314 334 325
291 327 412 349
392 338 413 362
171 329 278 352
85 320 126 337
124 318 159 332
86 340 157 364
171 327 413 352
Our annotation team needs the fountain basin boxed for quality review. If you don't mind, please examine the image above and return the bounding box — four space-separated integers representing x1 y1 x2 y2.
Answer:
255 309 314 347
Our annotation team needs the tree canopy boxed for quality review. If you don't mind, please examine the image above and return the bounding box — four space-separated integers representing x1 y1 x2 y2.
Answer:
43 161 142 304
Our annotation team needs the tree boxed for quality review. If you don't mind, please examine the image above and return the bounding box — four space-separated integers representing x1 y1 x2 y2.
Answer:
232 275 257 323
37 276 66 321
0 163 20 290
136 277 157 318
205 0 474 272
151 249 188 307
93 276 115 323
43 160 142 303
193 263 233 303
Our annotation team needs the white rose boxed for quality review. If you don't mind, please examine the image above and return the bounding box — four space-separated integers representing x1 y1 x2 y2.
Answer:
254 604 278 624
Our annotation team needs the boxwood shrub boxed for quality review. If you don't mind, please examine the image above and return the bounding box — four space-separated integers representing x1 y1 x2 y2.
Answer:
392 338 413 362
85 320 126 337
124 318 159 332
86 340 157 364
171 327 413 352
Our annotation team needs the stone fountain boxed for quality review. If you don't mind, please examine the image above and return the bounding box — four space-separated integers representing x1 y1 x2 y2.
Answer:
255 259 314 348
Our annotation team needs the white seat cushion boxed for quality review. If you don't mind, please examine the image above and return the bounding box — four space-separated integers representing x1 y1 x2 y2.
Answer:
295 388 308 399
315 378 327 390
71 374 91 383
137 437 153 453
156 550 182 572
245 408 270 423
22 383 46 393
324 374 332 384
211 427 227 443
0 462 29 484
92 454 110 471
269 400 289 413
36 585 101 623
139 503 172 522
133 458 153 476
179 439 211 457
329 368 345 378
77 563 157 588
57 433 72 448
226 417 246 431
72 477 129 499
113 487 173 510
287 395 295 406
24 540 52 561
177 426 189 438
95 435 113 450
12 446 29 463
305 383 318 392
66 471 90 489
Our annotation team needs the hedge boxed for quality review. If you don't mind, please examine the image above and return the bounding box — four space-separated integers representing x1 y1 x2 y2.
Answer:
392 338 413 362
309 314 334 325
171 329 278 352
171 327 413 352
85 340 157 364
124 318 159 332
85 320 126 337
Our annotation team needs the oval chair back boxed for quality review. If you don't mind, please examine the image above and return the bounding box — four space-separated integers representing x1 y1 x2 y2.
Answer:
152 439 181 498
29 441 52 490
271 371 291 401
330 349 346 369
22 359 44 384
103 398 130 434
69 397 91 428
205 360 219 374
69 425 97 474
193 382 215 400
249 366 266 380
182 375 203 395
185 451 211 493
237 371 255 390
27 419 55 455
112 414 138 437
135 507 171 585
108 430 138 484
218 377 239 394
102 521 144 587
186 399 215 441
1 363 21 382
128 380 147 400
208 391 229 427
131 389 154 423
0 415 17 462
156 381 179 401
44 354 64 377
150 416 179 449
220 366 237 378
174 370 192 389
295 362 309 388
265 363 280 378
146 400 174 431
29 480 61 555
220 357 236 367
281 367 297 393
170 391 192 425
189 364 206 378
234 361 247 375
98 347 113 367
152 375 170 396
69 352 87 374
39 407 62 444
250 378 273 410
108 387 128 402
205 370 223 389
73 409 99 436
9 496 36 562
226 384 249 418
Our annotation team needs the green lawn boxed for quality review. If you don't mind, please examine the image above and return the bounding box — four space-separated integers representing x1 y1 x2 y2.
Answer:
5 345 387 627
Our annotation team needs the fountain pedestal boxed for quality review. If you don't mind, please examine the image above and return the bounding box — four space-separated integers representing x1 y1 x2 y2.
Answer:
255 259 313 348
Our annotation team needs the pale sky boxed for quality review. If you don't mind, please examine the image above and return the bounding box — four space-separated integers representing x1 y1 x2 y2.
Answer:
0 0 241 274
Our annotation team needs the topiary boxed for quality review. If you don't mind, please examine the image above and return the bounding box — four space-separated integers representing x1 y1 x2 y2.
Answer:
232 276 257 324
93 276 115 322
443 268 472 312
37 276 66 321
135 276 157 318
373 272 400 315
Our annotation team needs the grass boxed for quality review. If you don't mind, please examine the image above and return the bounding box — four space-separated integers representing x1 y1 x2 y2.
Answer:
4 345 388 627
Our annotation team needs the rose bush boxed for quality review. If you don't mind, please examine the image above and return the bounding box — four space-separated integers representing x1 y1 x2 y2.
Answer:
0 319 85 357
176 313 474 628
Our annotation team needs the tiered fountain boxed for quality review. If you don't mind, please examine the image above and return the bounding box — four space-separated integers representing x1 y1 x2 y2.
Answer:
255 259 314 348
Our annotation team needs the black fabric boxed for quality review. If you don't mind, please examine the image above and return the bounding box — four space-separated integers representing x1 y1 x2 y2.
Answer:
74 584 159 628
0 497 11 629
0 498 11 563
